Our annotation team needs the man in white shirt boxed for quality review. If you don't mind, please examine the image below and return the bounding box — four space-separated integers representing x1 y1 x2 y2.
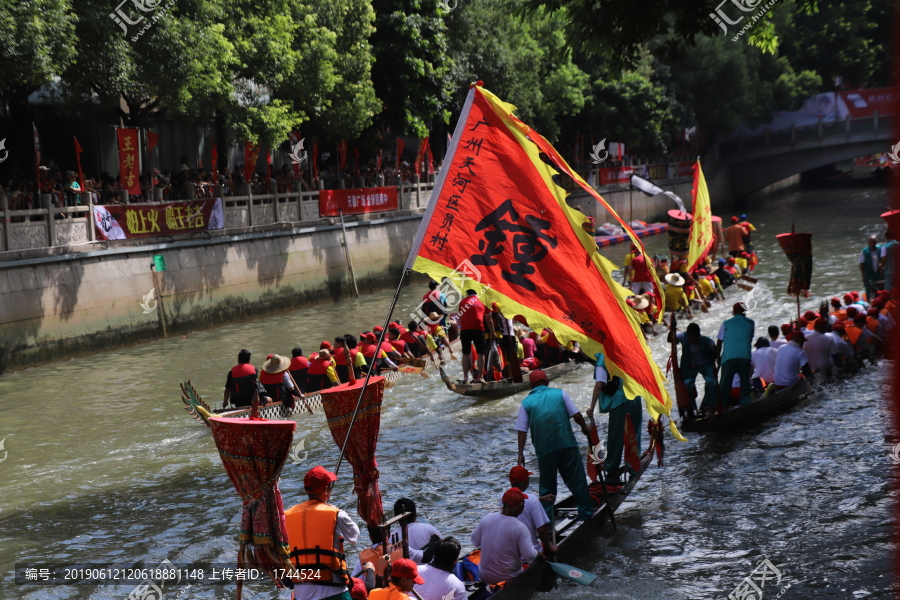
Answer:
392 498 442 563
767 325 787 350
773 335 812 389
471 488 542 585
414 537 467 600
501 466 557 556
803 318 840 376
750 337 778 391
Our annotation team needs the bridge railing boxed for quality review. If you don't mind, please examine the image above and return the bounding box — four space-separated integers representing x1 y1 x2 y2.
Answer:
720 113 895 156
0 180 436 255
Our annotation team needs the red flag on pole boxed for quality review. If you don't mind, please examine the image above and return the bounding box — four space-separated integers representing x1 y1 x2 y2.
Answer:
404 84 682 440
73 136 85 192
244 140 260 184
414 136 429 176
210 137 218 183
266 147 272 184
396 138 406 172
338 140 348 172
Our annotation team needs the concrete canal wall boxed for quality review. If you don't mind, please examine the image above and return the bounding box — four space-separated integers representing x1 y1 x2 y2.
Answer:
0 213 424 371
0 163 733 372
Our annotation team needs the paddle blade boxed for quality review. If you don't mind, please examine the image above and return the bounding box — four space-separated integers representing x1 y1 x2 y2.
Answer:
740 274 758 284
548 562 598 586
736 283 754 291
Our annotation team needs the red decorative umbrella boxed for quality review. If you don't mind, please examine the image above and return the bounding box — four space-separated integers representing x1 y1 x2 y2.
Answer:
319 377 386 527
209 416 296 599
776 227 813 297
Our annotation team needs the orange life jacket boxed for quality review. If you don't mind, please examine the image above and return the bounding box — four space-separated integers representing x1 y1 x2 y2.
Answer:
845 325 863 346
866 316 880 333
284 500 350 587
833 309 847 322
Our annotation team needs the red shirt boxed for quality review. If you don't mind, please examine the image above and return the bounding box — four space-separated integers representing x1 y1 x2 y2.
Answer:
333 346 359 366
400 331 421 348
307 356 333 375
458 294 486 331
360 342 377 359
631 254 652 282
289 356 308 371
380 342 395 355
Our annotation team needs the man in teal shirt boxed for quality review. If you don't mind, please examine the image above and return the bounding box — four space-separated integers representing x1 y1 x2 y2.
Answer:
515 370 594 521
716 302 755 406
587 353 643 485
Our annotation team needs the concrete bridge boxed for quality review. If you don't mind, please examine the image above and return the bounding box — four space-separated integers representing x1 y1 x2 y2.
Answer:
719 113 895 199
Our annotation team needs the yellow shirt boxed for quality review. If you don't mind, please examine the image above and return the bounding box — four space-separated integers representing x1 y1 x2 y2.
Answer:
698 277 714 297
664 285 690 311
735 257 748 272
516 339 525 360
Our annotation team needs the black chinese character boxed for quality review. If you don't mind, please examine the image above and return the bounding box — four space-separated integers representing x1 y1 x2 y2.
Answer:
445 195 462 211
440 213 455 230
470 199 558 292
452 174 471 194
463 137 484 156
469 119 490 130
430 232 449 251
459 156 477 176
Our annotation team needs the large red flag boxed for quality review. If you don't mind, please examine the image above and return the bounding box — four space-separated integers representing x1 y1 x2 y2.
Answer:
405 84 682 439
73 136 85 191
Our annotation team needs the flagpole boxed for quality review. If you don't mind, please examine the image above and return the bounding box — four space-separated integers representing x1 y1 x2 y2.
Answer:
334 268 408 476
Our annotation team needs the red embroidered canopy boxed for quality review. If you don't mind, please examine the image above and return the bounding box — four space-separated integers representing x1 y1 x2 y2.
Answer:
319 377 386 527
209 416 296 597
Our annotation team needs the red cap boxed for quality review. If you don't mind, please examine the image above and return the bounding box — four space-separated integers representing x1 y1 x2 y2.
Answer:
851 291 860 300
389 321 400 328
833 321 845 331
509 465 533 483
501 487 528 506
868 308 879 316
846 306 858 317
727 257 736 263
528 370 548 385
831 297 841 306
731 216 739 223
843 293 853 302
781 323 792 334
854 313 866 324
740 252 749 257
366 333 377 341
304 465 337 493
798 317 807 326
814 317 828 328
733 302 747 313
697 269 707 275
803 310 817 321
320 341 333 350
391 558 424 584
373 326 384 333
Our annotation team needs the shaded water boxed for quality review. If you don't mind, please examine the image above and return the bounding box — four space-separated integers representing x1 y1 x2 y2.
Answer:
0 185 893 599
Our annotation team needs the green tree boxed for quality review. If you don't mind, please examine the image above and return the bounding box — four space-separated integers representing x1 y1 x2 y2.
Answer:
446 0 589 141
369 0 453 137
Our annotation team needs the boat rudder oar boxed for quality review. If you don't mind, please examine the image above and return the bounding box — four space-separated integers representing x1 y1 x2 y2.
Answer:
546 561 599 586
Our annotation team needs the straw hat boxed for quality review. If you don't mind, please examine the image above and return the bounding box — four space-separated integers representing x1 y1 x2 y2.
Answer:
631 296 650 310
664 273 685 286
263 354 290 374
428 312 440 320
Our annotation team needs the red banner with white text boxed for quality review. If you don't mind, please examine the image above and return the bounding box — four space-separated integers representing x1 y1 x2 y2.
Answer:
116 128 141 194
319 187 399 217
93 199 225 240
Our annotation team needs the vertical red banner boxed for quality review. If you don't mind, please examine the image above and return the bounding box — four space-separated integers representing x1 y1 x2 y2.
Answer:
244 140 260 183
353 148 360 178
396 138 405 171
73 137 85 191
116 128 141 195
210 137 218 180
312 142 319 180
414 136 429 176
338 140 348 171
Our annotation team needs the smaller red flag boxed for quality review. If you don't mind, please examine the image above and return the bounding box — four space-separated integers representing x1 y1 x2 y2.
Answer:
210 137 218 181
73 136 85 191
396 138 406 171
426 141 434 175
338 140 348 172
623 413 641 474
266 147 272 184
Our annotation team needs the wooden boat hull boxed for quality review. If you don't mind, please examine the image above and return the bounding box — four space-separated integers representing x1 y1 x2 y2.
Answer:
471 449 655 600
680 379 810 433
440 361 583 399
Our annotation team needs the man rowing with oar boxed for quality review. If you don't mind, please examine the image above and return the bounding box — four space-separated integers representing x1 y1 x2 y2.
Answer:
515 370 594 522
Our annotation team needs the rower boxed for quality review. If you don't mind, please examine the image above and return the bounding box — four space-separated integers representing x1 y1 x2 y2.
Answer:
421 280 447 325
223 349 261 408
588 353 643 483
400 321 429 359
259 354 298 404
368 558 423 600
804 318 841 378
515 370 594 521
765 325 783 348
738 214 756 253
387 328 413 358
289 347 309 394
307 350 336 392
621 244 638 286
334 334 367 382
712 258 735 289
413 537 467 600
773 330 812 389
285 466 360 600
668 323 718 416
750 337 777 394
663 273 693 318
390 498 442 564
470 488 542 586
629 251 655 295
458 289 491 383
881 229 900 291
538 328 563 365
424 312 453 364
724 216 746 257
716 302 755 405
503 465 557 556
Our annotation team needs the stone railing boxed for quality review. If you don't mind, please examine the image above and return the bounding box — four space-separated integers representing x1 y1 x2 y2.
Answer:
0 180 436 254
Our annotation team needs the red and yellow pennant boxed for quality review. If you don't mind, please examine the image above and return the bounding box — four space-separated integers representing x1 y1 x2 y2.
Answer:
405 84 684 440
686 161 714 272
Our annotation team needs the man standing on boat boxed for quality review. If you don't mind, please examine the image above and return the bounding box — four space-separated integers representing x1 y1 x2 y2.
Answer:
470 488 542 586
285 466 360 600
859 235 883 300
668 323 718 415
716 302 755 405
587 353 643 484
515 370 594 522
458 289 493 383
223 349 262 408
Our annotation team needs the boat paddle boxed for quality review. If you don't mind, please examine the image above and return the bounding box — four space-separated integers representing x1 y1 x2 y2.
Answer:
543 504 599 587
